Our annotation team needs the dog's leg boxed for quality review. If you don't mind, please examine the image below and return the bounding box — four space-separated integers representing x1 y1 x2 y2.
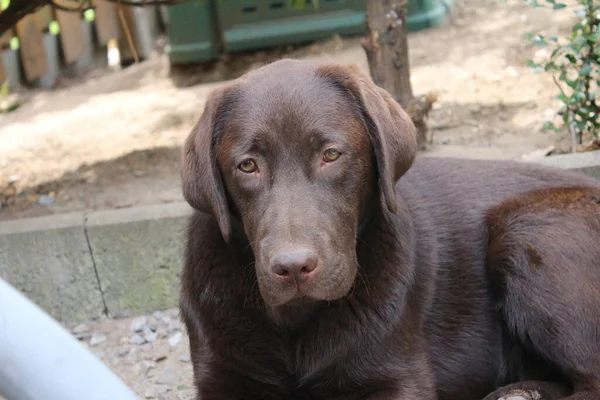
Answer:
482 381 571 400
486 188 600 400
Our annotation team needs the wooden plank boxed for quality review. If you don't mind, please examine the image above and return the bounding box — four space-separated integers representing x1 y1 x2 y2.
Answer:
0 27 12 49
94 0 121 45
0 54 6 84
55 7 84 64
0 5 13 49
35 5 54 31
15 15 48 82
117 5 142 62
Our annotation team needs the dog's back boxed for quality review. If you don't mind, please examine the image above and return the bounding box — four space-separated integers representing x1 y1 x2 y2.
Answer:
399 157 600 399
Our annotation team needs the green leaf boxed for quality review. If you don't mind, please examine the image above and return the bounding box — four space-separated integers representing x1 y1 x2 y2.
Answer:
578 106 592 115
543 121 557 131
558 93 570 103
532 34 548 46
566 79 578 88
566 53 578 63
571 91 587 103
553 3 567 9
586 31 600 42
580 64 593 76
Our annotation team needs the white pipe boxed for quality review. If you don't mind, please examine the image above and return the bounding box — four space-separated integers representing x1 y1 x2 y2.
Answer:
0 278 139 400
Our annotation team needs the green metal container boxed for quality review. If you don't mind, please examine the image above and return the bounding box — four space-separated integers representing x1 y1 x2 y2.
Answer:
165 0 452 65
407 0 452 32
166 0 219 64
215 0 366 53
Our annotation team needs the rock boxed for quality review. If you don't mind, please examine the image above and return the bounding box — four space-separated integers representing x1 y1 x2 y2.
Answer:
520 145 556 161
169 332 183 347
156 368 178 386
167 321 183 333
144 387 156 399
130 316 148 332
155 354 168 363
90 333 107 346
156 386 170 395
72 323 89 334
38 194 55 206
118 348 131 357
469 104 481 114
145 331 159 343
130 334 147 345
179 354 191 363
142 360 157 374
152 311 172 326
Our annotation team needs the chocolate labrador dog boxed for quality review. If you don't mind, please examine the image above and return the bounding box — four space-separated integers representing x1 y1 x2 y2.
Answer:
179 59 600 400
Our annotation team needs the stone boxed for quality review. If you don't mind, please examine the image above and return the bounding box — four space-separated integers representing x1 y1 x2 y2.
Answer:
168 332 182 347
90 333 107 346
85 203 191 317
144 331 159 343
0 212 104 323
167 320 182 333
118 348 131 357
156 368 178 386
38 194 55 206
130 316 148 332
72 323 89 334
179 354 191 363
130 334 146 345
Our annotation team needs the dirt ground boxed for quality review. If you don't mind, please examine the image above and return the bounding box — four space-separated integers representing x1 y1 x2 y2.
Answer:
0 0 581 398
0 0 576 222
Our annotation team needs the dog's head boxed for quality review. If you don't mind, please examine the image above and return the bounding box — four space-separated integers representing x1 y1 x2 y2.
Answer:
181 59 417 307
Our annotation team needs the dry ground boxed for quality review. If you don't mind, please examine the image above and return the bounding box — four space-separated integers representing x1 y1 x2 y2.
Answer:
0 0 575 221
0 0 582 398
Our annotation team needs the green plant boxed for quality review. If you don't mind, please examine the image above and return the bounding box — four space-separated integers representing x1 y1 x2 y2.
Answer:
526 0 600 151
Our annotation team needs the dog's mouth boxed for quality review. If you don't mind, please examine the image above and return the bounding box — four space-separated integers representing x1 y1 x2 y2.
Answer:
255 260 358 308
284 295 316 307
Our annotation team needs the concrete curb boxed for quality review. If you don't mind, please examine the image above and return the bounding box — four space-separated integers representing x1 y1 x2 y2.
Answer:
0 203 193 324
1 151 600 324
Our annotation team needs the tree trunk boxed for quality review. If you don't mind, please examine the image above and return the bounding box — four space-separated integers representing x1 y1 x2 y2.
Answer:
362 0 435 149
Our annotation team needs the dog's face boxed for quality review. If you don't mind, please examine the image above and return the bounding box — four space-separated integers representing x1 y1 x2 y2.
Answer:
181 60 417 307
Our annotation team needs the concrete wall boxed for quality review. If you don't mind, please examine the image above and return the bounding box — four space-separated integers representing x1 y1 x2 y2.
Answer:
1 151 599 324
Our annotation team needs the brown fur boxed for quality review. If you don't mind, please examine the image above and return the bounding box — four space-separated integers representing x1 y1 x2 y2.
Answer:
179 59 600 400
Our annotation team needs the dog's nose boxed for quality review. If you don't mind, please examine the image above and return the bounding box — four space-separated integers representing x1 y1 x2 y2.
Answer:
270 249 319 282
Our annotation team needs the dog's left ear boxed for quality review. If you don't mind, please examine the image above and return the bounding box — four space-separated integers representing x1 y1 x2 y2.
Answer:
316 63 418 213
181 86 234 242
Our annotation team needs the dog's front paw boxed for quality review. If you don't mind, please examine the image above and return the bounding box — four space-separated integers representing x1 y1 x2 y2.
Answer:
496 389 541 400
482 381 570 400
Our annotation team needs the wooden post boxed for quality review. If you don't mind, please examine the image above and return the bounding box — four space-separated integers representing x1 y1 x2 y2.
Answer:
362 0 435 149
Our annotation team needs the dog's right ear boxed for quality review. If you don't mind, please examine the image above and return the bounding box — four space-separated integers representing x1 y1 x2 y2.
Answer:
181 86 233 242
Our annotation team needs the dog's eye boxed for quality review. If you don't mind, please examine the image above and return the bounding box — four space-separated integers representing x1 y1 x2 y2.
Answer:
323 149 341 163
238 159 258 173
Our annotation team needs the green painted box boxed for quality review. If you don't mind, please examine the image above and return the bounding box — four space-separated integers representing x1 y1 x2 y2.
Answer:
166 0 219 64
166 0 452 64
215 0 366 53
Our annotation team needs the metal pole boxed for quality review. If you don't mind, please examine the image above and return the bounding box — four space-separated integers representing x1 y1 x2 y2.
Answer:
0 278 139 400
